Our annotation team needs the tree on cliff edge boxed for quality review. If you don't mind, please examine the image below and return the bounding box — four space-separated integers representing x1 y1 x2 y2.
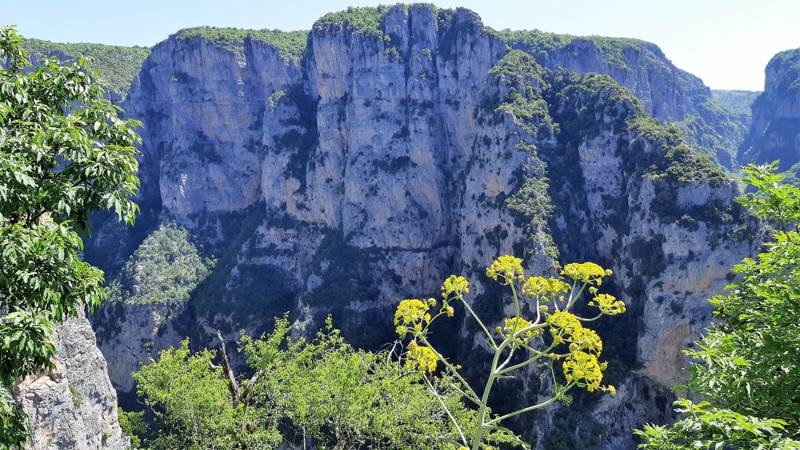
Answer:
0 26 140 448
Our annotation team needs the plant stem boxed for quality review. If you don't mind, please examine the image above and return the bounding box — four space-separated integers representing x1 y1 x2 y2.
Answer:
419 335 481 404
425 376 469 447
459 295 497 349
484 383 575 426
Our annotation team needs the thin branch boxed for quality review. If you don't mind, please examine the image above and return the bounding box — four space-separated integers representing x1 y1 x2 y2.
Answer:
485 383 575 426
419 335 481 404
458 295 497 349
424 376 469 448
216 330 241 406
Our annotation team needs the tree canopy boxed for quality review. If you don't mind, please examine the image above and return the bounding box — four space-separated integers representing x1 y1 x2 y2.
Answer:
0 25 140 447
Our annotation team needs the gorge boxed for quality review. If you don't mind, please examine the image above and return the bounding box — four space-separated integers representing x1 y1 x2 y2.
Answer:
12 4 800 449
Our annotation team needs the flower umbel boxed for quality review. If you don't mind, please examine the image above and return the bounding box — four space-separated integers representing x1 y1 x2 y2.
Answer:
589 293 626 316
562 350 605 391
441 275 470 299
561 262 609 285
522 276 570 300
405 341 438 374
500 317 536 347
394 299 432 337
569 327 602 355
547 311 582 336
486 255 524 284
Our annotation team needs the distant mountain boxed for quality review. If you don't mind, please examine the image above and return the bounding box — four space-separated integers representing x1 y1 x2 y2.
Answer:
495 29 749 168
739 48 800 175
23 39 150 99
711 89 760 122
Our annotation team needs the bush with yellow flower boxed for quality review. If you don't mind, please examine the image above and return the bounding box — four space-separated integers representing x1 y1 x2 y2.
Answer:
394 256 625 449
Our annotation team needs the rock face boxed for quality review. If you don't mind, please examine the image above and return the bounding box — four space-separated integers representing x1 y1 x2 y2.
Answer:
739 48 800 172
81 5 757 449
14 311 128 450
499 31 748 168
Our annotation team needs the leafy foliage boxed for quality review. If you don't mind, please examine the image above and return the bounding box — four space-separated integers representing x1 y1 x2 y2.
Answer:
107 224 214 305
23 38 150 97
0 25 141 447
635 163 800 448
176 27 308 60
132 316 518 449
636 399 799 449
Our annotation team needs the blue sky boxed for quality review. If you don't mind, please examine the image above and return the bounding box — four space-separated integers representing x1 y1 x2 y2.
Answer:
6 0 799 90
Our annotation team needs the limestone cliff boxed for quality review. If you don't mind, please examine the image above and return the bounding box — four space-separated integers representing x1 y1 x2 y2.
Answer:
78 5 760 449
498 30 748 168
739 48 800 174
13 312 128 450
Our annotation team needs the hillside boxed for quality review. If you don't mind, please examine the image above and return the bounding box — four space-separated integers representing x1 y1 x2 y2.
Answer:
23 38 150 97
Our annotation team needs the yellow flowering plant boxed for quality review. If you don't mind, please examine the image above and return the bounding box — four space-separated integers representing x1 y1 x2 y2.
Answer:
393 256 625 450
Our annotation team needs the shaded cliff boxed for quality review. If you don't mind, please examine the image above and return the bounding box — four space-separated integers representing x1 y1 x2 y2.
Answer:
82 5 757 449
739 48 800 174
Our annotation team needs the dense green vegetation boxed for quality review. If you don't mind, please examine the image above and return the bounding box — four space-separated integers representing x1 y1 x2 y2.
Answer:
176 27 308 60
495 29 657 71
129 316 520 449
636 164 800 448
130 254 625 449
107 224 214 305
23 38 149 96
0 26 141 447
314 6 392 37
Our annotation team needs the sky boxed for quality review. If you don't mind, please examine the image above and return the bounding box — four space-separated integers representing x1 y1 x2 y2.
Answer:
4 0 799 91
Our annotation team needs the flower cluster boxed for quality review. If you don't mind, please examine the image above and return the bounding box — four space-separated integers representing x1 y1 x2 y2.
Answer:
522 276 570 300
547 311 582 336
441 275 470 299
486 255 524 284
499 317 537 347
562 350 606 392
394 298 433 336
405 341 438 374
561 262 611 285
569 327 602 355
589 293 626 316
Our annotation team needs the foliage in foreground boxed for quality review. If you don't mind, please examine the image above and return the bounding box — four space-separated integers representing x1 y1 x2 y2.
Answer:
132 255 623 449
0 25 141 448
130 316 520 449
635 163 800 449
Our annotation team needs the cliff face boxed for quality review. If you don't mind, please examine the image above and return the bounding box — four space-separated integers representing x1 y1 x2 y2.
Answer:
13 312 128 450
81 5 758 449
498 31 749 168
739 48 800 172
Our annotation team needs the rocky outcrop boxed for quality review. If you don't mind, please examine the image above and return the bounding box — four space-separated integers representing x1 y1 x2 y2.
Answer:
80 5 757 449
14 311 128 450
499 31 748 168
739 48 800 172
